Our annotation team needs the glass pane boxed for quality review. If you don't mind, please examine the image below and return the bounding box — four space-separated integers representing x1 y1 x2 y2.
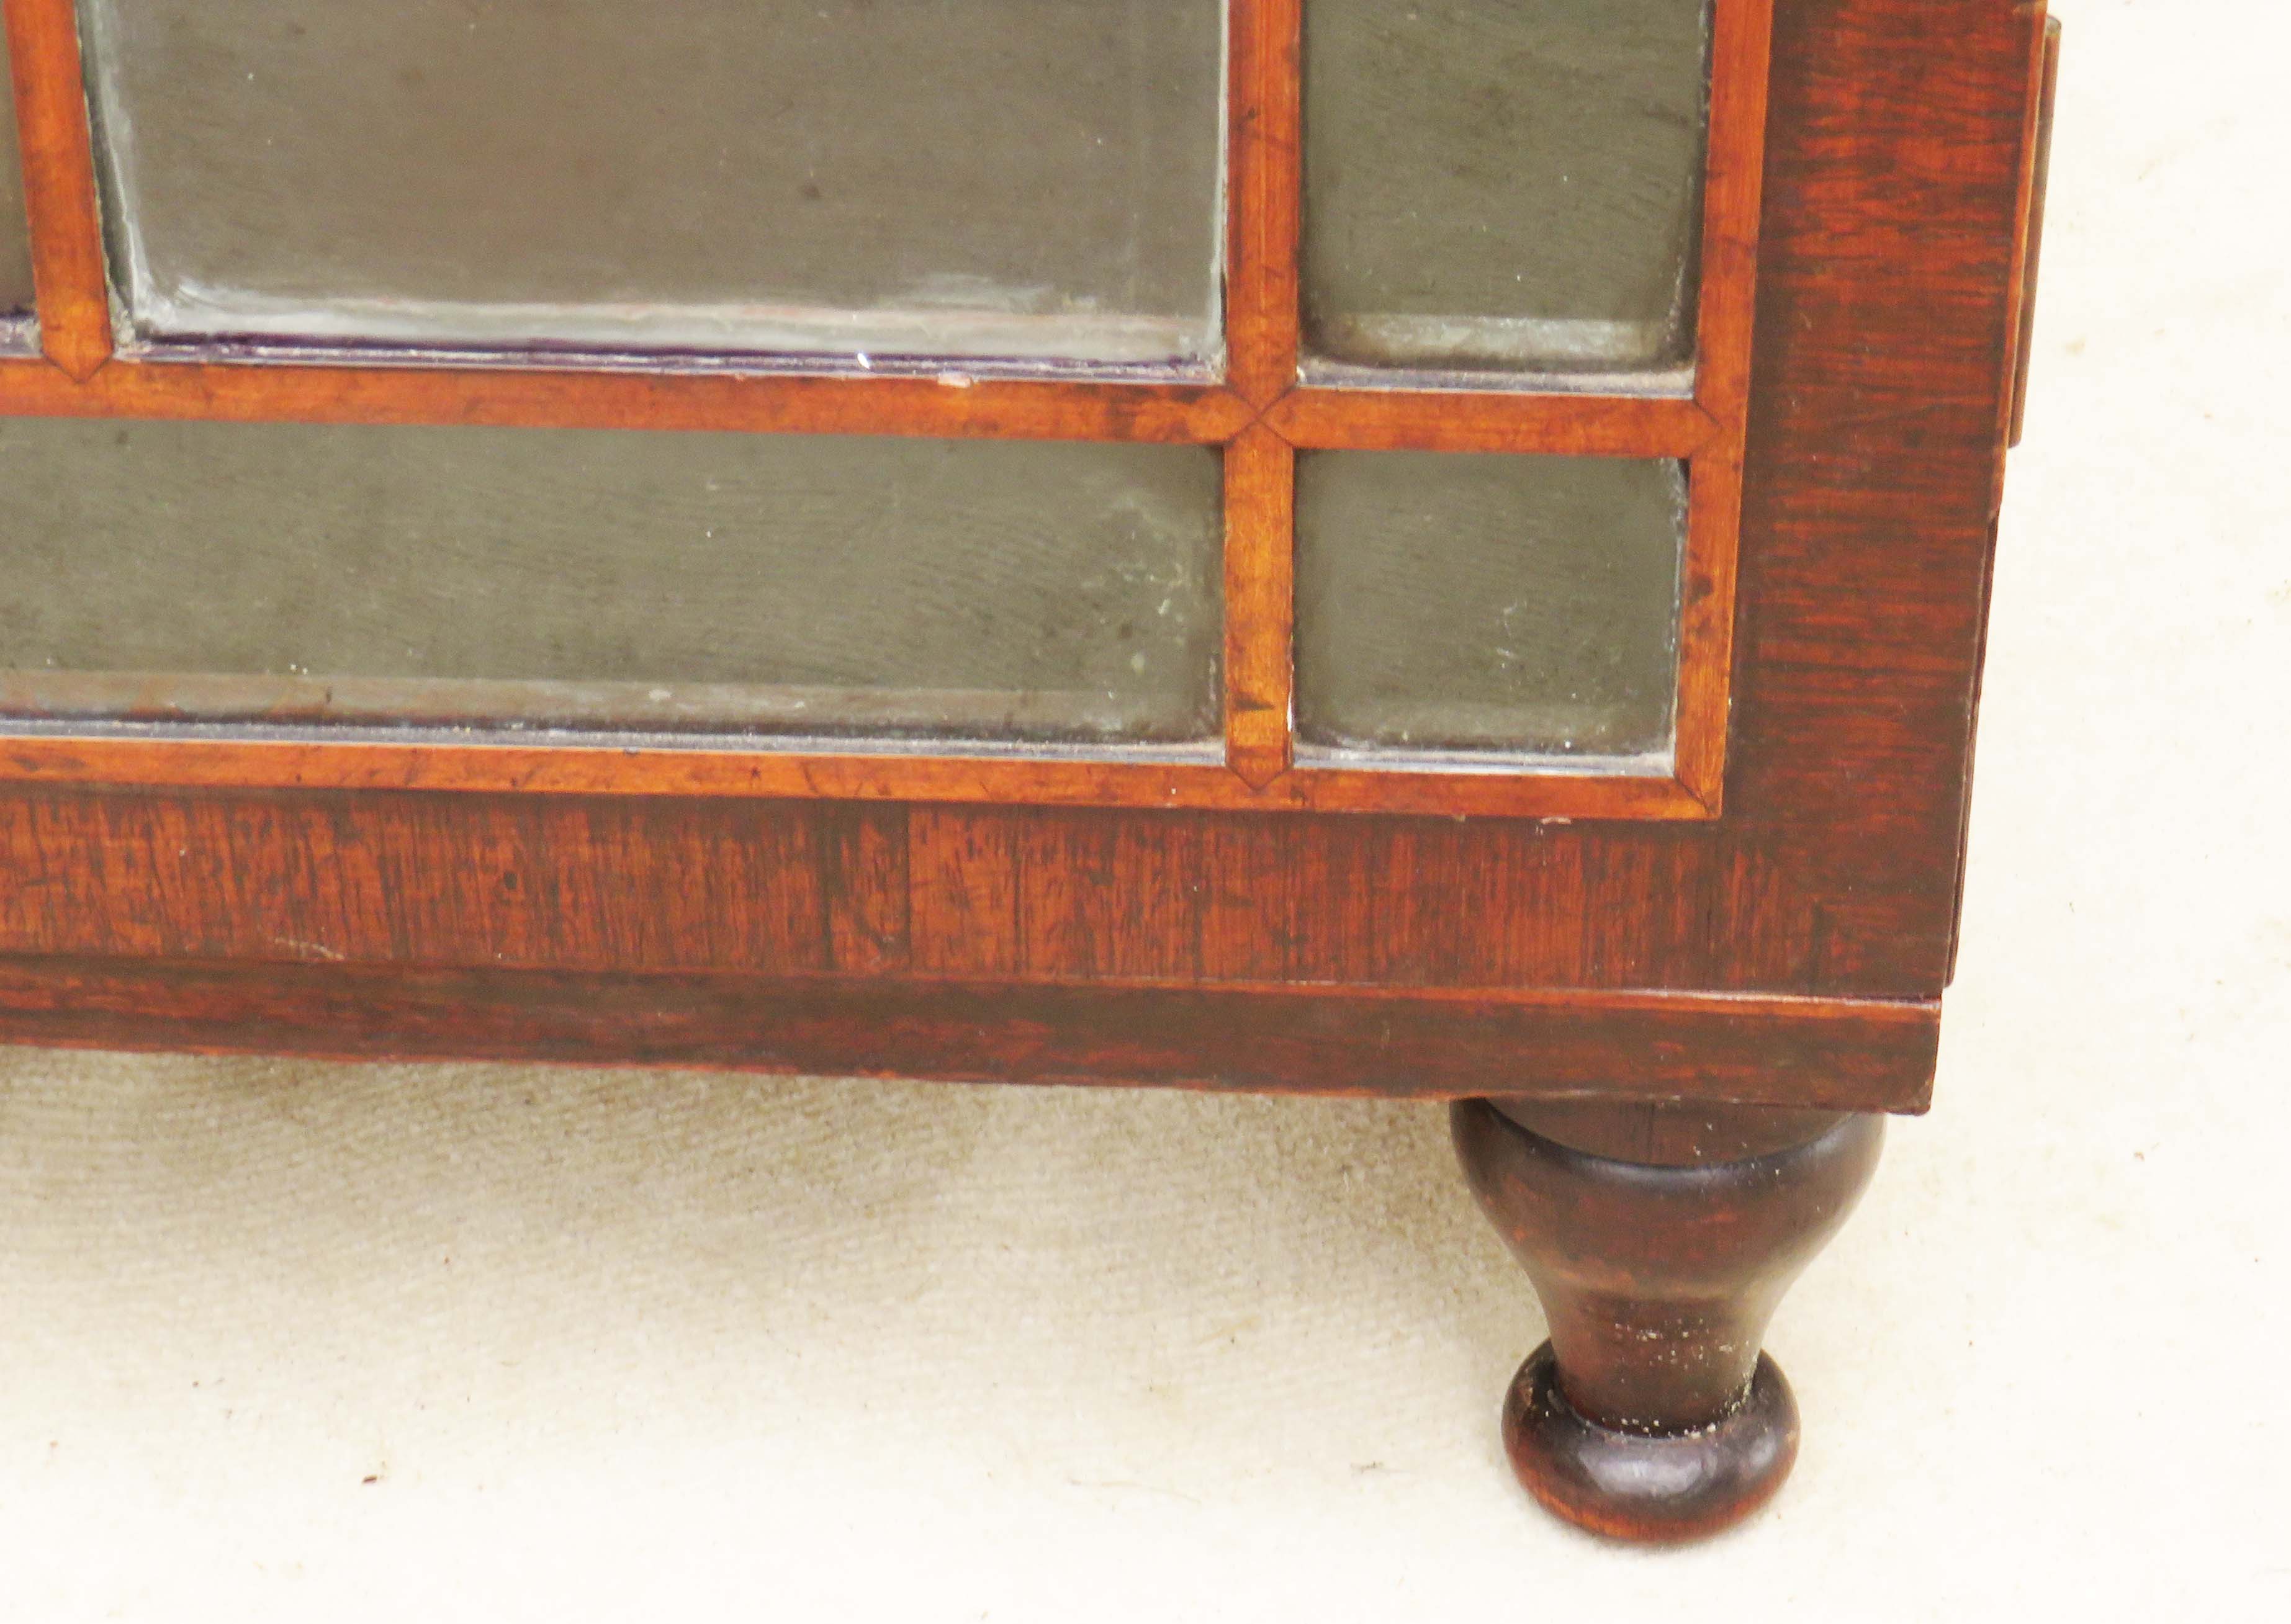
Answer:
78 0 1226 367
1295 452 1686 759
0 421 1223 745
0 38 36 315
1302 0 1709 378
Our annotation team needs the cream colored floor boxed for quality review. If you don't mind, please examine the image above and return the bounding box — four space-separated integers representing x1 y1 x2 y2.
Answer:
3 4 2287 1617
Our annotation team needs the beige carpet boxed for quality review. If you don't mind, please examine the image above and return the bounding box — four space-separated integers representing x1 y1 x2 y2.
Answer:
3 4 2286 1617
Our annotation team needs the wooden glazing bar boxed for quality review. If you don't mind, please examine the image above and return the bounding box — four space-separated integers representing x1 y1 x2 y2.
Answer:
0 733 1713 820
0 0 1787 825
0 356 1256 444
1661 0 1780 812
1267 387 1717 458
1691 0 1777 441
3 0 110 379
1225 0 1303 406
1223 424 1297 788
1673 451 1745 810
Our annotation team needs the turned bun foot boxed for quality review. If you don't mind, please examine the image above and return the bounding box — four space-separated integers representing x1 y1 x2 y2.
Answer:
1503 1343 1798 1543
1453 1098 1884 1544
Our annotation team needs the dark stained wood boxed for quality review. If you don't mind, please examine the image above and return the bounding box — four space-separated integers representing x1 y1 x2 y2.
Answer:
0 0 2050 1089
1503 1341 1801 1545
819 804 911 977
0 955 1938 1111
1452 1099 1885 1541
2 0 110 379
1992 2 2053 478
907 807 1021 977
1716 0 2040 997
1492 1097 1846 1167
0 0 2053 1548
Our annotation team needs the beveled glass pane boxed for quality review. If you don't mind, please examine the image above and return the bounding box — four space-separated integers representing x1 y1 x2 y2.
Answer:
0 42 36 315
78 0 1225 367
1295 452 1686 758
0 421 1223 744
1302 0 1709 378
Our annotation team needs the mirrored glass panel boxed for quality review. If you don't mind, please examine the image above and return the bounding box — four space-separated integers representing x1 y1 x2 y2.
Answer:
0 421 1223 745
1302 0 1709 380
78 0 1227 367
0 42 37 317
1295 452 1686 760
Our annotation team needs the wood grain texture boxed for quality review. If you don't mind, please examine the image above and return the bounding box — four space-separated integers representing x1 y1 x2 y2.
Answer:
1675 448 1744 810
1693 0 1776 444
1222 425 1296 788
1720 0 2040 997
1455 1100 1885 1541
0 0 2046 1100
2 0 109 378
0 789 1883 997
0 955 1940 1111
0 740 1715 820
1266 388 1714 457
0 356 1253 444
1672 0 1777 810
1225 0 1302 406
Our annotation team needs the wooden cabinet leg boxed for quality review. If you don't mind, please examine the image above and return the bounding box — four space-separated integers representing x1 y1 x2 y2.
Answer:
1451 1098 1885 1543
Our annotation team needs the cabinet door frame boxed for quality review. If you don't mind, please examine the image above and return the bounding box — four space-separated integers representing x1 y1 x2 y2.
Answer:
0 0 2055 1113
0 0 1776 821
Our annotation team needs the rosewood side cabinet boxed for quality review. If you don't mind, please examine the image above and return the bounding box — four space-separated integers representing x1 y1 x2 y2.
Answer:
0 1 2058 1541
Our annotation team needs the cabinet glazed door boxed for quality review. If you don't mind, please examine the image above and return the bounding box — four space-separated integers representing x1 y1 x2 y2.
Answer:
0 0 2051 1116
2 0 1767 823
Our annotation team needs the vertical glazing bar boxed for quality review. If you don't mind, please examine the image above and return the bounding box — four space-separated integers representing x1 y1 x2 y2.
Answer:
1224 424 1295 788
1221 0 1303 787
3 0 110 379
1225 0 1302 406
1691 0 1776 437
1677 449 1744 807
1674 0 1777 810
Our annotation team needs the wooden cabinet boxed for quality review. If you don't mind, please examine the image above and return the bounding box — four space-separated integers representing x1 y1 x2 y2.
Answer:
0 0 2058 1540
